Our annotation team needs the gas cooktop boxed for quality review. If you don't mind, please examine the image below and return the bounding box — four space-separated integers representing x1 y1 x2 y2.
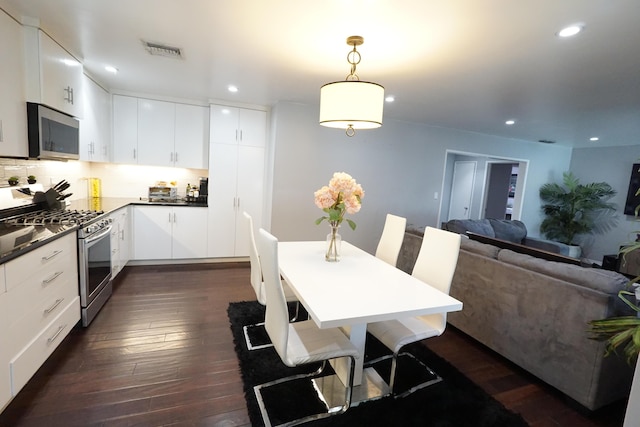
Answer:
0 209 105 226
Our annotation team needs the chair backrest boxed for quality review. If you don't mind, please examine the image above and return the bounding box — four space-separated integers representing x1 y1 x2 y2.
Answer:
243 211 265 305
375 214 407 266
412 226 461 294
412 226 461 331
257 228 291 364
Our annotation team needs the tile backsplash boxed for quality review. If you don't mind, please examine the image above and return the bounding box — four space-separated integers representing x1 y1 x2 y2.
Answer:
0 158 206 200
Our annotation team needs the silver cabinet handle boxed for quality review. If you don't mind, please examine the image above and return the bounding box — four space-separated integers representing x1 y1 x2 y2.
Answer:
47 324 67 344
240 130 243 141
44 298 64 314
42 271 63 285
133 148 137 159
174 152 178 163
170 152 173 162
42 250 63 261
173 212 177 223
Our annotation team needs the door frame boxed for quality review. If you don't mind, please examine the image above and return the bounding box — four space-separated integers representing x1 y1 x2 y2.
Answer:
437 149 529 226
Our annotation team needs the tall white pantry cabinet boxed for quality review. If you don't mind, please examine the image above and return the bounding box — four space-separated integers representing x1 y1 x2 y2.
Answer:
207 105 267 257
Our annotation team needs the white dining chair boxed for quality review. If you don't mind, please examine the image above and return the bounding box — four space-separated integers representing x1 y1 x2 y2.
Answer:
374 213 407 266
367 226 461 397
242 211 300 351
254 228 359 426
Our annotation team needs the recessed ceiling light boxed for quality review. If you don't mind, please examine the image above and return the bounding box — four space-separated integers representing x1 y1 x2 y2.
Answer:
385 96 395 103
505 120 515 125
590 137 599 141
557 24 584 38
228 85 238 93
105 65 118 74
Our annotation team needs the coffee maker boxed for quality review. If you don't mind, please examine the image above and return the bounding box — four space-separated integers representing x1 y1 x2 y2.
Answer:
198 177 208 202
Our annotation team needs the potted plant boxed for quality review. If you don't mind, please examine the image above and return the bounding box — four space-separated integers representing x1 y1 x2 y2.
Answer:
7 176 19 186
27 175 36 184
539 171 617 257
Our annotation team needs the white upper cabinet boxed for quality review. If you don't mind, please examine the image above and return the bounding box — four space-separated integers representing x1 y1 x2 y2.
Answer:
112 95 208 168
174 103 209 169
112 95 138 164
0 10 28 158
24 26 83 118
209 105 266 147
137 99 175 166
80 75 111 162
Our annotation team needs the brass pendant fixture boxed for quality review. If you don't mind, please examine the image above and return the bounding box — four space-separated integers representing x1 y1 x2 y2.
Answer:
319 36 384 137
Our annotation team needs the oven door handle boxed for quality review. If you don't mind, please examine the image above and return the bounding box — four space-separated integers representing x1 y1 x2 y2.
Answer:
84 224 113 245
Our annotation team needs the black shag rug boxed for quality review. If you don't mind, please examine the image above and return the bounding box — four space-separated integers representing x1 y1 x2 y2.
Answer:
228 301 529 427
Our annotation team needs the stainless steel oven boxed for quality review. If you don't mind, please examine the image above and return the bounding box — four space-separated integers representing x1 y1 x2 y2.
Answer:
78 217 113 326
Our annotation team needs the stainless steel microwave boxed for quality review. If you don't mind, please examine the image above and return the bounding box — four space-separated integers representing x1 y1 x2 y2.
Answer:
27 102 80 160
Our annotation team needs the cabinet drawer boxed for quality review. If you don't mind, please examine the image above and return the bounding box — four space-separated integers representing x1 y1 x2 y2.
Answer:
10 296 80 396
7 272 79 355
5 254 76 322
5 234 77 291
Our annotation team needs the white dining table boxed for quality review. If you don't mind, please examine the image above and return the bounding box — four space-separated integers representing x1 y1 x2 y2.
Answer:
277 240 463 403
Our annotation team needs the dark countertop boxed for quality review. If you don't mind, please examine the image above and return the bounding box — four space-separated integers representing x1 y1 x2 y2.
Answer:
66 197 208 213
0 198 208 264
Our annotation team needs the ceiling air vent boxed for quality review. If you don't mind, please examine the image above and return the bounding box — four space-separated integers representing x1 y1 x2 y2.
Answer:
142 40 183 59
538 139 556 144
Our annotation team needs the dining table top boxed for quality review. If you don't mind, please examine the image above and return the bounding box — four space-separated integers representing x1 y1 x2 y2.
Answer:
277 240 463 329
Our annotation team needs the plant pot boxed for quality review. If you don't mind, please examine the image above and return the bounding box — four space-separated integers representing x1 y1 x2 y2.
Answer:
27 179 36 184
8 180 18 186
567 245 582 259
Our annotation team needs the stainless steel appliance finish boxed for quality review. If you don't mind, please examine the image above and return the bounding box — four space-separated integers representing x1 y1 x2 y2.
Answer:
78 216 113 326
26 102 80 160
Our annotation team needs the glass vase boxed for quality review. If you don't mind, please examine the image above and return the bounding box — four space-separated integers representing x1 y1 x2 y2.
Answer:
326 224 341 262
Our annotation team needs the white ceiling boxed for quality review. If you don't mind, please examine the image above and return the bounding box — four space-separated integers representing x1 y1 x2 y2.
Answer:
2 0 639 148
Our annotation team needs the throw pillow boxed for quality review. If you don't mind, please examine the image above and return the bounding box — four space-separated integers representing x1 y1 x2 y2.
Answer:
489 219 527 243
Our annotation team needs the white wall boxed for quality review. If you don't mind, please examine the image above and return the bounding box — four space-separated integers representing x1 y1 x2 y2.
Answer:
570 145 640 262
269 101 573 254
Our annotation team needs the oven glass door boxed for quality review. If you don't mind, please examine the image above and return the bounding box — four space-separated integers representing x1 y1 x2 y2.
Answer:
79 226 112 306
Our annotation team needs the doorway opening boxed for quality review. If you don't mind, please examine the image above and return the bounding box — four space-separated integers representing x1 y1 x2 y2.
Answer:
438 150 528 225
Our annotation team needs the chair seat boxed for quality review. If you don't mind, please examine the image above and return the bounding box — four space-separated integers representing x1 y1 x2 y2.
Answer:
284 320 359 367
367 315 443 354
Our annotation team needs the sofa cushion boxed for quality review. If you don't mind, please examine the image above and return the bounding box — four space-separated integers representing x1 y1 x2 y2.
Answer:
497 249 628 294
460 238 500 259
489 219 527 243
446 219 495 237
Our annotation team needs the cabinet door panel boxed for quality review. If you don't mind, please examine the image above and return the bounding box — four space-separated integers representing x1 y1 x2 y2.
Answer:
174 104 208 169
207 144 238 257
238 109 266 147
137 99 175 166
0 12 27 158
235 145 265 256
133 207 172 260
172 208 207 259
112 95 138 164
209 105 239 144
38 32 83 118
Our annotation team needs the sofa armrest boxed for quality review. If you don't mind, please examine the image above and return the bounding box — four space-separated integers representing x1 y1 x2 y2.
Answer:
524 236 571 256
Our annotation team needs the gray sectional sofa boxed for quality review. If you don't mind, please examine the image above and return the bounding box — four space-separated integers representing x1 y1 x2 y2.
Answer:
443 218 574 256
398 228 634 411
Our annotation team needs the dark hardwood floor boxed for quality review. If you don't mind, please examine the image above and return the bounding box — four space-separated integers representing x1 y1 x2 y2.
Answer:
0 264 627 427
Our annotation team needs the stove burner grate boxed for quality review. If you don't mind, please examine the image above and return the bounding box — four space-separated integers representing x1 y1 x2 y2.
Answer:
0 209 105 226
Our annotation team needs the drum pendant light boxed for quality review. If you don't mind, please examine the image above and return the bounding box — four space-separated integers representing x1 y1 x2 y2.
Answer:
319 36 384 137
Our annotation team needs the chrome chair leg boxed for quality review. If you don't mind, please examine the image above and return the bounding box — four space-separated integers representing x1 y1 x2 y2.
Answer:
365 351 442 398
254 356 356 427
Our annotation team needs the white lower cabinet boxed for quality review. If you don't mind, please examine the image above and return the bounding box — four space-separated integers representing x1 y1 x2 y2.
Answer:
110 207 130 278
0 267 10 412
133 206 207 260
1 233 79 407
